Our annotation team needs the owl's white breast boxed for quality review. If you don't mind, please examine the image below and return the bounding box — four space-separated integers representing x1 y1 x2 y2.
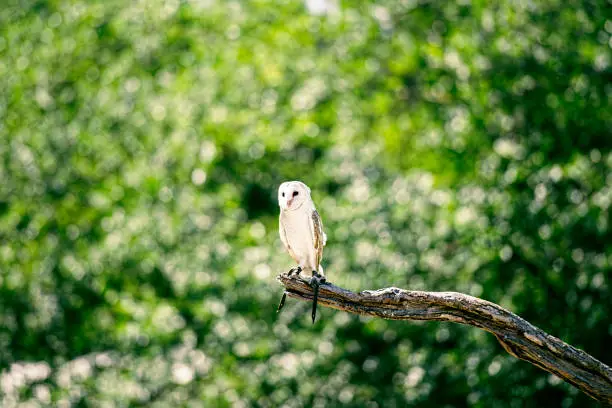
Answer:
280 206 318 272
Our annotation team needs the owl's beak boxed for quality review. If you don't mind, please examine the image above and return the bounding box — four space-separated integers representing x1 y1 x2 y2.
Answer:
286 198 294 208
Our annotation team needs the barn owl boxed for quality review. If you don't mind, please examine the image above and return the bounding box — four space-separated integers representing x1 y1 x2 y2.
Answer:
276 181 327 323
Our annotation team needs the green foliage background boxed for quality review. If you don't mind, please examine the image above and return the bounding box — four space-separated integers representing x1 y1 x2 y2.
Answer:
1 0 610 406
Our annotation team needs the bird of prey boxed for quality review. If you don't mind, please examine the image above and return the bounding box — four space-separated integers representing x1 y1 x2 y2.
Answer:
276 180 327 323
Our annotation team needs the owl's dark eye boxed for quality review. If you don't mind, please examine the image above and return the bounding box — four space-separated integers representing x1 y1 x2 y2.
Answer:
292 191 299 197
282 192 285 197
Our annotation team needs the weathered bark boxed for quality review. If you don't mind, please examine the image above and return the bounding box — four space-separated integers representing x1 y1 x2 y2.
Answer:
277 273 612 404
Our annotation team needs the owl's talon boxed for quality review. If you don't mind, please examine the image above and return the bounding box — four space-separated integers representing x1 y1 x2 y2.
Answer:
287 266 302 276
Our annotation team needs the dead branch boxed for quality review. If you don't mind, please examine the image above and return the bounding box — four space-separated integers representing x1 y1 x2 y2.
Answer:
277 273 612 404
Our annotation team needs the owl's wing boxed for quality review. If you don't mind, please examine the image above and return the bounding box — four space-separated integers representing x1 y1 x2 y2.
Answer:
310 209 326 268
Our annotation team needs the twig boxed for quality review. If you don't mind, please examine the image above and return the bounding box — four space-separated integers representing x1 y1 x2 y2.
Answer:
277 273 612 404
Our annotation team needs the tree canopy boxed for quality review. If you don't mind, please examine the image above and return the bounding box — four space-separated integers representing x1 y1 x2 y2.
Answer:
0 0 610 406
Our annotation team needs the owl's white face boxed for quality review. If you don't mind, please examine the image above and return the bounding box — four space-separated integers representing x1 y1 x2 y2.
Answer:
278 181 311 211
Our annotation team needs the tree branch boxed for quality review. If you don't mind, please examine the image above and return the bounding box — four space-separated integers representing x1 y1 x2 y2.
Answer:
277 273 612 404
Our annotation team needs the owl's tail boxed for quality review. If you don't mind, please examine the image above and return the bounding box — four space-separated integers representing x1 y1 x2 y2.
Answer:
317 264 325 277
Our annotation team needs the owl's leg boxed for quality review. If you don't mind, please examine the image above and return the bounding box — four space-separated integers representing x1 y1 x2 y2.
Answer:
309 271 326 323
